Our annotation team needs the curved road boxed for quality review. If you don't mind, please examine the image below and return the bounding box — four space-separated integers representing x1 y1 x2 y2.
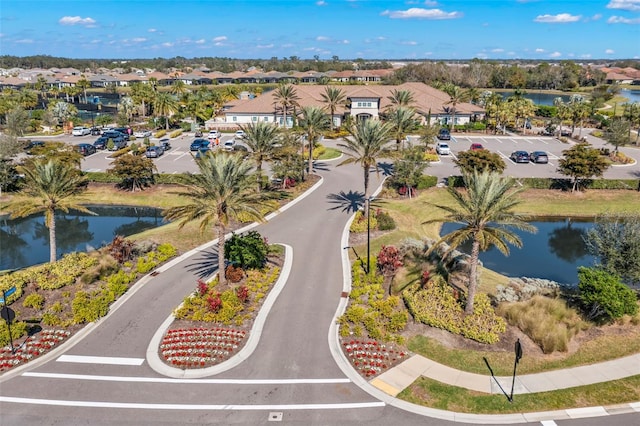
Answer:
1 154 638 426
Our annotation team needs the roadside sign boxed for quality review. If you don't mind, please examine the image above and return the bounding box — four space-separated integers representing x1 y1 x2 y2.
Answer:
0 286 17 304
1 306 15 323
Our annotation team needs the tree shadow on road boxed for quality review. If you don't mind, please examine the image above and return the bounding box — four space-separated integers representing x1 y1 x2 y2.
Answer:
312 161 331 173
326 190 365 213
376 161 394 176
185 248 220 279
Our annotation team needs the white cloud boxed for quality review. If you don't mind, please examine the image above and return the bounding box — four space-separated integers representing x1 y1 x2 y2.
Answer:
492 48 504 53
256 44 274 49
607 15 640 23
59 16 96 26
381 8 463 19
213 36 227 42
339 39 350 44
401 41 418 45
131 37 146 43
316 36 330 41
605 49 615 54
423 1 438 5
15 38 34 44
148 28 157 33
549 51 562 57
534 13 581 23
535 48 545 53
580 53 592 58
162 42 174 47
607 0 640 11
195 39 205 44
316 0 327 5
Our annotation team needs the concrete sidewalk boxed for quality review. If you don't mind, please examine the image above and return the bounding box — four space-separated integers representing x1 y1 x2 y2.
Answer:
370 353 640 397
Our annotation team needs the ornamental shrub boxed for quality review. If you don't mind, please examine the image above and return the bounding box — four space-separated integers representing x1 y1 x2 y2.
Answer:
0 321 28 346
72 289 113 324
376 245 402 276
350 211 378 233
376 211 396 231
226 265 245 283
224 231 269 269
22 293 45 310
577 267 638 321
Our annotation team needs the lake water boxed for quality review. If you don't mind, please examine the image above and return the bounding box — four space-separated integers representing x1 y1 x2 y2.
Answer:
621 89 640 104
493 91 571 106
0 205 166 271
440 218 596 286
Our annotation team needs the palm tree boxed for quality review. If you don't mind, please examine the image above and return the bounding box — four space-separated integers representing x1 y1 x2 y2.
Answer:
425 171 536 314
338 119 392 212
320 86 346 130
153 92 179 131
273 83 300 128
443 83 468 132
163 152 274 286
77 76 91 103
387 89 415 108
299 106 330 175
386 106 418 150
239 121 281 190
4 159 93 263
170 80 189 97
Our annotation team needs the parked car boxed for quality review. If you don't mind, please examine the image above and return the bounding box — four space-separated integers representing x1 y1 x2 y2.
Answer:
510 150 530 163
234 130 245 139
195 129 203 137
160 139 171 151
24 140 45 154
102 131 125 144
90 127 102 136
530 151 549 164
437 128 451 140
113 127 131 140
145 145 164 158
134 129 152 138
93 137 108 150
208 130 220 139
74 143 96 156
436 142 450 155
223 139 236 151
190 138 210 151
72 126 91 136
107 138 127 151
470 143 484 151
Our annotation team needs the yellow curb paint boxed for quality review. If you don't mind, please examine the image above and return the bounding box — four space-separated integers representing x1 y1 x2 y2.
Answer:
369 378 400 396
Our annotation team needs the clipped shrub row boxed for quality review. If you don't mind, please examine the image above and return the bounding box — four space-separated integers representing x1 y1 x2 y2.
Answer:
350 209 397 233
447 175 639 190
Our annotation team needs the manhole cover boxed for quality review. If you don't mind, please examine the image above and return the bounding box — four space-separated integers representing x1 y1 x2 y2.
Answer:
268 412 283 422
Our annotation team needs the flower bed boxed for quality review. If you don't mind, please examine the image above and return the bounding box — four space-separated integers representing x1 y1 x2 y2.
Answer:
160 327 247 369
0 329 71 372
342 339 408 378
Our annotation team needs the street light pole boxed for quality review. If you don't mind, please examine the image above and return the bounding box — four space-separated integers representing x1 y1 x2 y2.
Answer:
366 196 371 274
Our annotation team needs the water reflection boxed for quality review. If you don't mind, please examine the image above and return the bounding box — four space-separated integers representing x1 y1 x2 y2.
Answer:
440 218 596 285
0 205 166 271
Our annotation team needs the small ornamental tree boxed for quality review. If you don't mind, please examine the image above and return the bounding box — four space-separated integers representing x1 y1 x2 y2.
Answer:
455 149 506 174
557 143 610 192
224 231 269 269
577 266 638 322
108 153 157 191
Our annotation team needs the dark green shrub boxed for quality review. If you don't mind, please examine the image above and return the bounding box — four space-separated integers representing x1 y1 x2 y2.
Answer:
376 211 396 231
224 231 269 269
416 175 438 189
578 267 638 321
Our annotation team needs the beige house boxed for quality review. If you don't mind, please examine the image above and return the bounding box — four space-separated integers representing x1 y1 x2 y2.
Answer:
223 82 484 128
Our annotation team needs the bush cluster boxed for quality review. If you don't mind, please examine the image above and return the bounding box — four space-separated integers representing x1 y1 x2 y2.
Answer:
577 267 638 322
403 281 506 344
224 231 269 270
169 129 183 138
154 130 167 138
0 321 28 347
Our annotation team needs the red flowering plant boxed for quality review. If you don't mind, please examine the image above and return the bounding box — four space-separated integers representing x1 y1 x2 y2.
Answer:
342 339 408 378
376 245 403 276
160 327 247 369
0 329 71 372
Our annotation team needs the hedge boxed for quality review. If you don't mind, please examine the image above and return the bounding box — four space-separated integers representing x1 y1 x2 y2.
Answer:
85 172 190 185
446 176 639 190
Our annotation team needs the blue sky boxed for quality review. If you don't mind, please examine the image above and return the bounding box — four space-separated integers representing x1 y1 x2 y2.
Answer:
1 0 639 60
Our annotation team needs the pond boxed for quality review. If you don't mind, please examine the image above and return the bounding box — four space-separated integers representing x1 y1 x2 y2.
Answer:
0 205 167 271
440 218 597 286
493 91 571 106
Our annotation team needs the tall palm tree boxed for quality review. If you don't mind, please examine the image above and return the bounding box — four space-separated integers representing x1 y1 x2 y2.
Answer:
273 84 300 128
338 119 392 212
4 159 93 263
77 76 91 103
170 80 189 97
299 106 330 175
320 86 346 130
386 106 418 150
425 171 536 314
239 121 281 190
443 83 468 132
387 89 415 108
153 92 179 131
163 153 274 286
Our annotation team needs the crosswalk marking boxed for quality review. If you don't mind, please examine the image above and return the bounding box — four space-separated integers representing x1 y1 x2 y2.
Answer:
56 355 144 366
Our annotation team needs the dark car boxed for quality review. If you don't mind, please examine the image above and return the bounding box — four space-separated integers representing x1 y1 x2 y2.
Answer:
470 143 484 151
24 140 45 154
530 151 549 164
102 131 125 143
510 150 530 163
190 138 210 151
93 137 109 150
145 145 164 158
75 143 96 156
113 127 131 140
437 128 451 140
160 139 171 151
90 127 102 136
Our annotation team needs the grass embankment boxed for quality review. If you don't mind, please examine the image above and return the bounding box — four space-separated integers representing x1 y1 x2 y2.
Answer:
398 375 640 414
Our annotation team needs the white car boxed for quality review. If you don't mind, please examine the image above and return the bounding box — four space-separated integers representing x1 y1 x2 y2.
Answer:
134 130 152 138
436 142 451 155
72 126 90 136
208 130 221 140
223 139 236 151
234 130 245 139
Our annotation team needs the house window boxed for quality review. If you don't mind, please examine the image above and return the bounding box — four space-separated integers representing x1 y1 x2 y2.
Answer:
252 116 257 122
232 116 237 122
264 117 270 122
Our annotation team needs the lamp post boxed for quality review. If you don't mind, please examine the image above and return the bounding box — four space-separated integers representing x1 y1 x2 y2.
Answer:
366 196 373 274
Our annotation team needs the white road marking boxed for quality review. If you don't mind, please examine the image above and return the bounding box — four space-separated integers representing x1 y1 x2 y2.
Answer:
23 372 350 384
0 396 385 411
56 355 144 366
540 421 557 426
